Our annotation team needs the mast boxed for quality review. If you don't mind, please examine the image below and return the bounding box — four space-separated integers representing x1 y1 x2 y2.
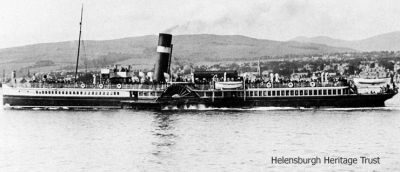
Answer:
74 5 83 83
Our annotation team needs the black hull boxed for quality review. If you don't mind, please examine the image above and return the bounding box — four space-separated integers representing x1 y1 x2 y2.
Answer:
2 93 395 109
205 94 395 108
3 95 134 108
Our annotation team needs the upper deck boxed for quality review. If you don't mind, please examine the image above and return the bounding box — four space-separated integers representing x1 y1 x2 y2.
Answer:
8 80 349 90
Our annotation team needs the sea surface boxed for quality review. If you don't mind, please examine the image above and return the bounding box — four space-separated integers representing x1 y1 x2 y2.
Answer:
0 90 400 172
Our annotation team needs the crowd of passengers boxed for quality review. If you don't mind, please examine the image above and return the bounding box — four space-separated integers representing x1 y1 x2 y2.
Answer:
28 74 350 88
194 76 350 88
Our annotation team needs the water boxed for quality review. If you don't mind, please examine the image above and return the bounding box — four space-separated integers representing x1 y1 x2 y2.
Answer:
1 91 400 171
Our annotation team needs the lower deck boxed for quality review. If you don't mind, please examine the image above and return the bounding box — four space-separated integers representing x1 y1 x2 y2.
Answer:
2 84 397 109
2 93 395 109
202 94 394 108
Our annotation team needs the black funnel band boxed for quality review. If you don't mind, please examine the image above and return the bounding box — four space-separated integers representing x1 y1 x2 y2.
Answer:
154 33 173 83
158 33 172 47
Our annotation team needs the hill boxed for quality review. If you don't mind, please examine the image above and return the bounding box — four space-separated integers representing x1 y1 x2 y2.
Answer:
291 31 400 51
0 34 353 73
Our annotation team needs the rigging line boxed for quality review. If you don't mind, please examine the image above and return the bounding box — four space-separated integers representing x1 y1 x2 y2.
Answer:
81 39 88 73
82 40 87 60
82 40 86 60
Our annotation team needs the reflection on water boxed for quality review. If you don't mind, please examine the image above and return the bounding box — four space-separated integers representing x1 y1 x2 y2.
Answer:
0 92 400 171
151 112 177 157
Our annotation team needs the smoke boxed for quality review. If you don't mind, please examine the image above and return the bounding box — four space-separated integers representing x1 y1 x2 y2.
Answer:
160 0 310 37
162 20 210 35
160 0 393 41
163 25 180 34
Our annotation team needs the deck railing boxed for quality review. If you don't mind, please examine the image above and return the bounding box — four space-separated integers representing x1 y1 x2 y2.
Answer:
13 83 169 90
246 82 348 88
11 81 349 90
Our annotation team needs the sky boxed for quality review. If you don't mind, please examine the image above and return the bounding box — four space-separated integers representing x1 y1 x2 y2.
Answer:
1 0 400 49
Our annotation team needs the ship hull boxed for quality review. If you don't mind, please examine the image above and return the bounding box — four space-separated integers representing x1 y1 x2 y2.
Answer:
2 93 395 109
1 84 159 109
205 94 395 108
2 83 397 109
2 95 132 108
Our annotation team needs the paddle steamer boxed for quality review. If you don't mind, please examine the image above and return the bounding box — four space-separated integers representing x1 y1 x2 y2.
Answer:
3 33 398 109
1 8 397 109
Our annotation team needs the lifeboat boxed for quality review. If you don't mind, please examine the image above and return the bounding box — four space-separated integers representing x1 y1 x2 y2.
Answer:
215 81 243 89
352 77 392 94
353 78 390 85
